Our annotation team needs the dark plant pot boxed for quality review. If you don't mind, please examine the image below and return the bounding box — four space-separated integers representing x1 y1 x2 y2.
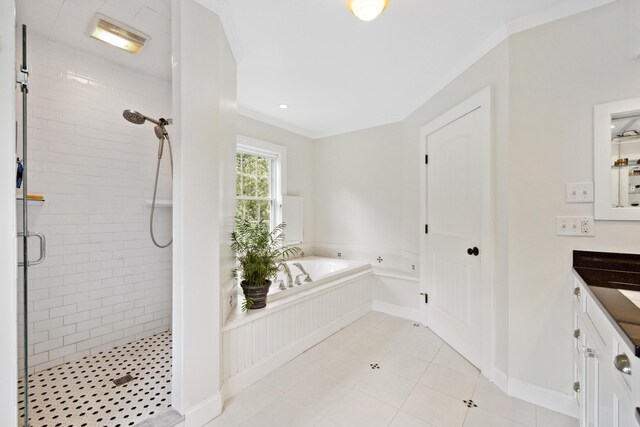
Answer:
240 280 272 309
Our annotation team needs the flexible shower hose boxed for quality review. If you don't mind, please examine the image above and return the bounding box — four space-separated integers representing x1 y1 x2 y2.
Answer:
150 134 173 248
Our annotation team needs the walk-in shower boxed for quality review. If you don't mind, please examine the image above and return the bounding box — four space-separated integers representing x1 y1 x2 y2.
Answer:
15 2 174 424
123 110 174 248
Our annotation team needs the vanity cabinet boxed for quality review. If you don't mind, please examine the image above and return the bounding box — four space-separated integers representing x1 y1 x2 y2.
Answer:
573 276 638 427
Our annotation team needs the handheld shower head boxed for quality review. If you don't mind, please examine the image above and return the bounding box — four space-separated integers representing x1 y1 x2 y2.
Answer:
122 109 174 249
122 109 162 126
122 109 147 125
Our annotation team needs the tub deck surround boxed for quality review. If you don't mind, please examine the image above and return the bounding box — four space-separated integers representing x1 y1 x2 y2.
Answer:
373 266 419 282
236 257 371 309
573 250 640 357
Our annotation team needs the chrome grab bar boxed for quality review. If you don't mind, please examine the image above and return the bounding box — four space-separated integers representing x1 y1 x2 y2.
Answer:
17 231 46 267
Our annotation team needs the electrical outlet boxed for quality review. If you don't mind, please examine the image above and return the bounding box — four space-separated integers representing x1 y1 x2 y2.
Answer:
565 182 594 203
556 216 595 236
580 217 595 235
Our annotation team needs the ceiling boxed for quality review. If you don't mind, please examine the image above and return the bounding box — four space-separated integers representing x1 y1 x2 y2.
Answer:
17 0 612 139
226 0 613 138
17 0 171 81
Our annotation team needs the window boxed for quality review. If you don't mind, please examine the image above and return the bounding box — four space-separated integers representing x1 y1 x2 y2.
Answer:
236 136 286 230
235 152 274 227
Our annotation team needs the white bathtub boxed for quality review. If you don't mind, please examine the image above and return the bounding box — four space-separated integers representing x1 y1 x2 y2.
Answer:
267 256 370 301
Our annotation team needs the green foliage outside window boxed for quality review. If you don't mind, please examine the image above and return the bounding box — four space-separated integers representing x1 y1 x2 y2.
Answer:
236 153 272 226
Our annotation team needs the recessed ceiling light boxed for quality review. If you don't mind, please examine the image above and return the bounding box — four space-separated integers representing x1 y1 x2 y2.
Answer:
86 14 149 53
279 104 289 110
611 125 616 128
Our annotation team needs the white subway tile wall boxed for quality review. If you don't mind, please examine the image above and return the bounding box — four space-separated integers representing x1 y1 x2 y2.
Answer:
16 33 172 376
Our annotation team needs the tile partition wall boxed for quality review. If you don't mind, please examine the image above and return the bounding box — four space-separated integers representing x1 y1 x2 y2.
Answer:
16 33 173 376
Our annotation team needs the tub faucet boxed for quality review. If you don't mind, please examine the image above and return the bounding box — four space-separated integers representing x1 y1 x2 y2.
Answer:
275 279 286 291
293 262 312 285
278 262 294 288
295 273 310 286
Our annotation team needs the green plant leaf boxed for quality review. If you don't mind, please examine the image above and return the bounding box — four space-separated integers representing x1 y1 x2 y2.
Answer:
241 296 254 312
231 220 301 287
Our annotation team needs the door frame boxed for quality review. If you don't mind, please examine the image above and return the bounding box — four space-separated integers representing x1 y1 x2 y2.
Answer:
418 86 494 377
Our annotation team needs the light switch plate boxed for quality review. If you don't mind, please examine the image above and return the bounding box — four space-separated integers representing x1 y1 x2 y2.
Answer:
556 216 595 236
566 182 594 203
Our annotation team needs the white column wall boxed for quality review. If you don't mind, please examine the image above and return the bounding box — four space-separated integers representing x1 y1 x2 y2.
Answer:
171 0 236 424
0 0 17 424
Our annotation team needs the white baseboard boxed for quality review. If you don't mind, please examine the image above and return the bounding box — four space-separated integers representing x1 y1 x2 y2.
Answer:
508 376 578 419
222 302 370 398
372 300 421 322
490 366 578 419
184 392 223 427
492 366 509 393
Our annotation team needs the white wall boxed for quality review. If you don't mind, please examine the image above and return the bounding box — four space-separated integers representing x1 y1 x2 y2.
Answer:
314 122 417 269
172 0 236 423
0 0 17 424
15 32 173 375
507 0 640 393
237 115 316 249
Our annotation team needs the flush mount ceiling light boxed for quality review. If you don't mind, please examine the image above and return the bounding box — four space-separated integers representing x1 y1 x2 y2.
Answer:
86 14 149 53
346 0 390 22
279 104 289 110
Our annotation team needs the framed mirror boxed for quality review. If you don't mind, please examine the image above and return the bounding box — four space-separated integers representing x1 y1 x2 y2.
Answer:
594 98 640 220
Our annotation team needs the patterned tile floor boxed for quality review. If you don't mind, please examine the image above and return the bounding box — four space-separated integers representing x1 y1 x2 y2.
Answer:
18 332 172 427
206 313 579 427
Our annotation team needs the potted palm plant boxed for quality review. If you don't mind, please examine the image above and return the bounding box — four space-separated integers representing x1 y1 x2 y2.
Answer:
231 219 300 310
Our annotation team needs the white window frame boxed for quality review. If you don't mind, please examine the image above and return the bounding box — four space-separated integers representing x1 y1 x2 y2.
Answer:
236 135 287 229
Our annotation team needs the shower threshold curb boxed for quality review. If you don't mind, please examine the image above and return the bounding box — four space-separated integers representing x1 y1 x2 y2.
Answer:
135 409 184 427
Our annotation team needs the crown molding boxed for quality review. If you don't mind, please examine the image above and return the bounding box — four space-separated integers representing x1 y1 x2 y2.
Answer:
506 0 615 35
401 0 615 123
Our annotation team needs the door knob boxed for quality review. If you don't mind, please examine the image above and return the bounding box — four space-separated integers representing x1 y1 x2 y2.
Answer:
467 247 479 256
614 354 631 375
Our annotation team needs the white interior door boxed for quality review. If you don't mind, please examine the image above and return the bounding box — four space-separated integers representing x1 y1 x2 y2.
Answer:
426 106 487 369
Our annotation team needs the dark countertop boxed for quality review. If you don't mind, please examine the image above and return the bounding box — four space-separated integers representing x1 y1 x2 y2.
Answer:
573 250 640 357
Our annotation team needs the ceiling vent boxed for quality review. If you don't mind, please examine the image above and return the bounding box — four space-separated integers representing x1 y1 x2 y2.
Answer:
86 14 149 53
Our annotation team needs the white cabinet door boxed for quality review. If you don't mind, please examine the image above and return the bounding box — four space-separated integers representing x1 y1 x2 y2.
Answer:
583 334 600 427
598 361 635 427
596 349 612 426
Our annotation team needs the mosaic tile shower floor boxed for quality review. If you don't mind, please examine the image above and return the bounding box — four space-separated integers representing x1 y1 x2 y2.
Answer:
18 331 172 427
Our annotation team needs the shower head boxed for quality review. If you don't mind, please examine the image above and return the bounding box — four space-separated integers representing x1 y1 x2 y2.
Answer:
122 109 161 126
123 109 146 125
